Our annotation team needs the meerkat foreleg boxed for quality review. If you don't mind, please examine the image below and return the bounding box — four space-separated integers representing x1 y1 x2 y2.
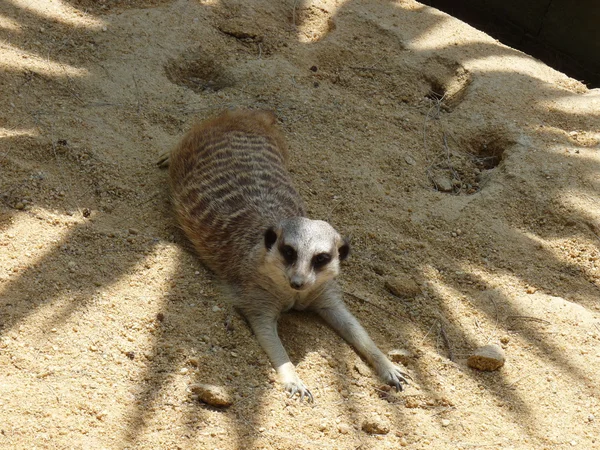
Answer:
313 295 410 391
244 313 314 402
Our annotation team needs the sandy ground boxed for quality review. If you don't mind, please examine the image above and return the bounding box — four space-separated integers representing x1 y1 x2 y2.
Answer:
1 0 599 449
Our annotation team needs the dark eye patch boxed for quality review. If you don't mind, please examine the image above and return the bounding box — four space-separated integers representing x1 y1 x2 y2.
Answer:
312 253 332 269
280 245 297 264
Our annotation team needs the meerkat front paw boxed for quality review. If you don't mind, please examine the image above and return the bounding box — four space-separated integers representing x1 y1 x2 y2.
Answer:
379 363 411 392
282 377 314 402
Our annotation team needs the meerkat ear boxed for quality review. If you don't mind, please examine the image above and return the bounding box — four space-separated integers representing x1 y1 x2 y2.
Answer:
264 227 278 250
338 238 350 261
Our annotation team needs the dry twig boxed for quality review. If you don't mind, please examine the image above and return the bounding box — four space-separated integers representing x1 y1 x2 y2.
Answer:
439 321 455 362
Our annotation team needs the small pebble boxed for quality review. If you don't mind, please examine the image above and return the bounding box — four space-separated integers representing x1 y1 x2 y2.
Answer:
212 305 221 312
385 275 421 298
404 155 416 166
361 419 389 435
190 383 232 407
588 414 595 422
467 344 505 371
432 175 453 192
441 419 450 427
128 228 139 235
338 423 350 434
388 349 412 365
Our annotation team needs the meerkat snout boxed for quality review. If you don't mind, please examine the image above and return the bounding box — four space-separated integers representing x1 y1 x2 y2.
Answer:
264 218 350 291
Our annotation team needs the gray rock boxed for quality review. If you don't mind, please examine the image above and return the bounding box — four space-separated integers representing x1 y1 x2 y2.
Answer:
432 175 453 192
190 383 233 407
467 344 505 371
385 275 421 298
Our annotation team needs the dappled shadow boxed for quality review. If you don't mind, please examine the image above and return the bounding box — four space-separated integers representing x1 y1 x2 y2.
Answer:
1 0 599 448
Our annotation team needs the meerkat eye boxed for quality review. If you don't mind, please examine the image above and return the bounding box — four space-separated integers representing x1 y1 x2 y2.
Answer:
312 253 332 269
280 245 297 264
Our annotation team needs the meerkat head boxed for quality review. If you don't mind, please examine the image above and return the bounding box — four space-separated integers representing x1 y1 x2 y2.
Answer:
263 217 350 291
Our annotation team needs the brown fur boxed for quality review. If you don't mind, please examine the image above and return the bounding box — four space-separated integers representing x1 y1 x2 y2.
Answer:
168 109 303 282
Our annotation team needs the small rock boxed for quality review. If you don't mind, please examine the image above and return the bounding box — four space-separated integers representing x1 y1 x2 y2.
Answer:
588 414 595 422
212 305 221 312
15 202 25 210
441 419 450 427
190 383 232 407
432 175 453 192
385 275 421 298
388 349 412 365
467 344 505 371
338 423 350 434
361 419 390 435
128 228 139 235
404 397 420 408
404 155 416 166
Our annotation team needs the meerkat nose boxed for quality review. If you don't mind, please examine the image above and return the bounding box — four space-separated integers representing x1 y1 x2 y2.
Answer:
290 278 305 290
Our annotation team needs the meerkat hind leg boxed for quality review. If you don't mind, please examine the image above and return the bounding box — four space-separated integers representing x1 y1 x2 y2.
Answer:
245 313 314 402
315 302 410 391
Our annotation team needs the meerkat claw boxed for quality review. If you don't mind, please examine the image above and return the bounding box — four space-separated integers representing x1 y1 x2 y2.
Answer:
382 365 411 391
285 382 313 403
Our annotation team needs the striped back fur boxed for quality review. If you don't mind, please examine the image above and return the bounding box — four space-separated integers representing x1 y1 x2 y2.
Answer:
168 109 305 282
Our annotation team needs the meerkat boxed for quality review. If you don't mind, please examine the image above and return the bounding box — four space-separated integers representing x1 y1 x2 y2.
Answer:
160 109 409 401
